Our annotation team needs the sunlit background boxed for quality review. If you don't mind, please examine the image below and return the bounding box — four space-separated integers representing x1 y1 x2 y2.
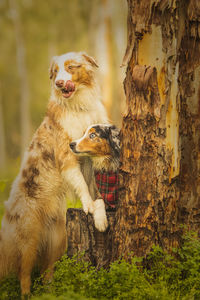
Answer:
0 0 127 215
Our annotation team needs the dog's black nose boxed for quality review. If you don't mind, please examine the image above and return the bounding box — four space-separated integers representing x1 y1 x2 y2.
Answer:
70 142 76 151
55 80 64 88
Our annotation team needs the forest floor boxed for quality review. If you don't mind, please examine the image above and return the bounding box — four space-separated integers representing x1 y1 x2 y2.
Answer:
0 228 200 299
1 164 200 299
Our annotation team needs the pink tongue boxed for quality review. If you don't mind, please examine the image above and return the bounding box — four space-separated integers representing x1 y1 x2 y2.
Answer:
65 80 75 92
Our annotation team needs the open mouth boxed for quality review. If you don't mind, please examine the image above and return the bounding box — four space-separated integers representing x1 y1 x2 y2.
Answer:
61 81 75 98
61 88 74 98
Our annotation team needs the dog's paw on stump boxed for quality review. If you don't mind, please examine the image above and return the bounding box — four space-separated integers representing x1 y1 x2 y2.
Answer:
93 199 108 232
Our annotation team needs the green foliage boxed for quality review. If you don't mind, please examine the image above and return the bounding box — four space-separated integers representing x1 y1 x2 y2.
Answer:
32 254 152 300
0 274 21 300
1 232 200 299
32 291 90 300
144 232 200 299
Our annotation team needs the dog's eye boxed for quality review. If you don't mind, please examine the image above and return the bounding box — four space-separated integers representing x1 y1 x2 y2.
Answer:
68 65 81 70
54 69 57 73
89 133 96 139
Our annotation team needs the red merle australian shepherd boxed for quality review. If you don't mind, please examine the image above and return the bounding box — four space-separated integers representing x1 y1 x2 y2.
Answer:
0 52 109 298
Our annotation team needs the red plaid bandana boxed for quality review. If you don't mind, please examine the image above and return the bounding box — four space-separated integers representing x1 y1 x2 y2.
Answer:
95 172 119 210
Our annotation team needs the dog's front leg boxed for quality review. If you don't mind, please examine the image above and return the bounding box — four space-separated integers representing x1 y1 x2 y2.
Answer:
62 166 95 215
89 172 108 232
80 157 108 232
63 166 108 232
93 198 108 232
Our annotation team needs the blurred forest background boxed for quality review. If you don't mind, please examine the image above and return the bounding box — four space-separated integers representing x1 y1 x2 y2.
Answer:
0 0 127 216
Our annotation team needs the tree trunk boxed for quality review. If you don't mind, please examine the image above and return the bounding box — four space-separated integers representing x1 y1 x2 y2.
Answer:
112 0 200 259
66 0 200 263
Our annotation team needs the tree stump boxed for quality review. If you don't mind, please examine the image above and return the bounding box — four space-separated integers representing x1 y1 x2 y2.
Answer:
66 209 116 268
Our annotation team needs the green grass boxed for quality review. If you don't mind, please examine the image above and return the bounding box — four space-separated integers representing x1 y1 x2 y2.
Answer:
1 231 200 299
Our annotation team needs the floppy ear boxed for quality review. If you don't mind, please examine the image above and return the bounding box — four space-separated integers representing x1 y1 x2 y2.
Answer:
108 125 120 156
82 52 99 68
49 56 57 79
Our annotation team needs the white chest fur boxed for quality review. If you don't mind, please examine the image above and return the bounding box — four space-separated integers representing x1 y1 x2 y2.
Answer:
60 109 108 140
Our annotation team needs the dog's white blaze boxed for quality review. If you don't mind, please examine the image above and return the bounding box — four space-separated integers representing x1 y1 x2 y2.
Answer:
55 69 72 84
53 54 76 88
55 62 72 86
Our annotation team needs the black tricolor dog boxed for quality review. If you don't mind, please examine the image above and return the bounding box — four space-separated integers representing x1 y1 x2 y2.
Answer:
70 124 120 209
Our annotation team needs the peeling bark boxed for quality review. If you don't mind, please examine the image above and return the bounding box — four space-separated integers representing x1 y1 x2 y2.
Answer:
112 0 200 259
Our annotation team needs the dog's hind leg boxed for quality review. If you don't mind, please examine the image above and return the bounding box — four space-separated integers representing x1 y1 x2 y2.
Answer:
19 238 38 298
0 229 18 280
41 220 67 281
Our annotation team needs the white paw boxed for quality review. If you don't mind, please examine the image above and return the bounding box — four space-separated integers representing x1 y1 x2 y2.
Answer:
83 200 94 215
93 199 108 232
82 203 89 215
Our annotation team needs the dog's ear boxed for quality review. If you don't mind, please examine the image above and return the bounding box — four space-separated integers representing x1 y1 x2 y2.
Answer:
49 56 57 80
108 125 120 157
82 53 99 68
